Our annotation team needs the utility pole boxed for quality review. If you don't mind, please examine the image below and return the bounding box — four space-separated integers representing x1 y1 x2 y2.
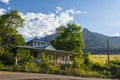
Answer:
107 39 110 71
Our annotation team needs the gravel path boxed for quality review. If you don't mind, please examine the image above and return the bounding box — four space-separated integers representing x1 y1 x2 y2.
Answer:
0 71 117 80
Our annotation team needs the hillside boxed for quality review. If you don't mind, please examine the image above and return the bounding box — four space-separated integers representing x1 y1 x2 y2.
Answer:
83 28 120 49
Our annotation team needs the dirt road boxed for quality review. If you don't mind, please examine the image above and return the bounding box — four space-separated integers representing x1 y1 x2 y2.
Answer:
0 71 116 80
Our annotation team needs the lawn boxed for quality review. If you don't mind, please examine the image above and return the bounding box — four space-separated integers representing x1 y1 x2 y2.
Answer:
90 55 120 64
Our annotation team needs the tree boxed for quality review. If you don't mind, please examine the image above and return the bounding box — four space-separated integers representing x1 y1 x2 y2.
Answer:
0 47 15 66
51 23 85 53
0 10 24 51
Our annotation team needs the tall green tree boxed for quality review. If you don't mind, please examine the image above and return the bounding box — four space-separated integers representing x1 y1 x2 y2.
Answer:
0 10 24 51
51 23 85 53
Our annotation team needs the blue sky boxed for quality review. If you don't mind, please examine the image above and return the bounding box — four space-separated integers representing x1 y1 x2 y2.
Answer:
1 0 120 39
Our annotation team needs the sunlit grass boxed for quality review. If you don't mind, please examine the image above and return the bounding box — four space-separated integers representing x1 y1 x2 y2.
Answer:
90 55 120 64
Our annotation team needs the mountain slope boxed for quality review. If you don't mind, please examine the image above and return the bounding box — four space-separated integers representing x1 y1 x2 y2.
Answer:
40 34 56 42
82 28 120 49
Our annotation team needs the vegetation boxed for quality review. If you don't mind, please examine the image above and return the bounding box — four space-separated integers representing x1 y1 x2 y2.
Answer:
16 50 39 72
51 23 85 53
0 48 14 66
0 10 25 51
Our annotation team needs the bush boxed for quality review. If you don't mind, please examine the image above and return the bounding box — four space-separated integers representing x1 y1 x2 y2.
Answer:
0 61 4 70
39 53 50 73
83 53 91 66
110 60 120 78
74 68 105 78
91 62 106 71
48 65 60 74
103 70 111 77
0 48 15 66
16 50 40 72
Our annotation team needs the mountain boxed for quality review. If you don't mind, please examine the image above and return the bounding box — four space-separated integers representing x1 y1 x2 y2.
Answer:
82 28 120 54
40 34 56 42
39 28 120 54
83 28 120 49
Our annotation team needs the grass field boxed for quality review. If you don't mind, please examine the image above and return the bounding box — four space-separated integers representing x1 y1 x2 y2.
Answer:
90 55 120 64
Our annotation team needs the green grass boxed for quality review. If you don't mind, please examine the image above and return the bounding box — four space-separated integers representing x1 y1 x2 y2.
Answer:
90 55 120 64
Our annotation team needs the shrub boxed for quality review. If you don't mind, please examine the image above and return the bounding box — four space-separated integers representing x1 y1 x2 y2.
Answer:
91 62 106 71
39 53 50 73
83 53 91 66
103 70 111 77
0 61 4 70
110 60 120 78
48 65 60 74
74 68 105 78
16 50 40 72
0 48 15 66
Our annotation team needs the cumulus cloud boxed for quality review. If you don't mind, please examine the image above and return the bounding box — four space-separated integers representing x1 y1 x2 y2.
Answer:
110 32 120 37
0 0 9 4
0 8 6 15
18 7 83 39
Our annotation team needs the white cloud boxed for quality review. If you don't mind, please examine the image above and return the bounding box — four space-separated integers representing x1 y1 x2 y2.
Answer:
0 8 6 15
0 0 9 4
18 7 82 39
66 9 81 14
110 32 120 37
56 7 63 13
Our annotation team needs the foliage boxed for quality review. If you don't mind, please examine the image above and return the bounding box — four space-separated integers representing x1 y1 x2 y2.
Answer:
16 50 39 72
0 10 25 51
91 62 106 71
51 23 86 74
51 23 85 53
39 53 50 73
16 50 33 64
38 53 61 74
17 62 39 72
0 47 15 66
74 68 105 78
72 56 82 69
0 61 4 70
102 70 111 77
110 60 120 77
71 52 91 70
48 65 60 74
82 52 91 65
40 53 50 64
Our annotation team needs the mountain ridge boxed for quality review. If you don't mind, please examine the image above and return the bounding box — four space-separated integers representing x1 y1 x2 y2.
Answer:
83 28 120 48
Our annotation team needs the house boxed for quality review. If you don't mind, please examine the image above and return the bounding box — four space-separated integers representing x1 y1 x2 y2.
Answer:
26 37 56 50
15 37 74 65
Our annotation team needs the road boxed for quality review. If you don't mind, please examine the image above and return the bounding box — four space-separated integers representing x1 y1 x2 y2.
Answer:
0 71 116 80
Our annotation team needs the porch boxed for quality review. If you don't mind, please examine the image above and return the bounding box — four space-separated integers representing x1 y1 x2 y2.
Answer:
15 46 75 65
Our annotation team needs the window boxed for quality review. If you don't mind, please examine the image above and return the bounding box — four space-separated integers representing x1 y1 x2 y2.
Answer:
62 56 65 60
34 42 36 45
38 42 40 46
